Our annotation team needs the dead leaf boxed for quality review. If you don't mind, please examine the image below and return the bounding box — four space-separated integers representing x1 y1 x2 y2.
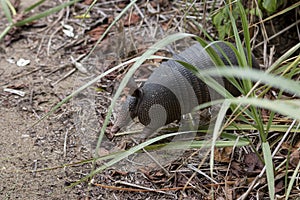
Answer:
275 180 284 193
88 25 108 41
83 0 93 5
124 13 140 26
244 152 264 172
289 149 299 167
230 161 243 177
214 147 233 163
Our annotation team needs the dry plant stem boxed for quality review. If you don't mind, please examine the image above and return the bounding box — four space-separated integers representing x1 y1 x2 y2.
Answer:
238 120 297 200
250 24 259 49
32 159 38 177
94 181 192 195
47 26 62 56
296 9 300 40
181 148 211 195
115 181 174 196
130 137 170 176
254 20 300 49
272 120 297 157
133 2 151 28
63 129 68 158
37 9 65 56
50 68 76 87
174 0 197 31
268 46 275 67
187 164 218 184
225 135 241 176
12 67 42 80
263 41 268 68
127 8 139 54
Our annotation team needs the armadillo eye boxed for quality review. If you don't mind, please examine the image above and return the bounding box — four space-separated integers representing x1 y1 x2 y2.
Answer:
128 96 137 112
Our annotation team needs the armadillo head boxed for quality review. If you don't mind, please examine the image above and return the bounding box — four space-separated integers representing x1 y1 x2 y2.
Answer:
111 89 142 133
111 83 182 134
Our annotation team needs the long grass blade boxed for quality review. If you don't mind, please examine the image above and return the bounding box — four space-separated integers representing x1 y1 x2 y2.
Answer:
0 25 13 41
210 100 230 177
208 98 300 121
285 148 300 200
262 142 275 200
198 67 300 97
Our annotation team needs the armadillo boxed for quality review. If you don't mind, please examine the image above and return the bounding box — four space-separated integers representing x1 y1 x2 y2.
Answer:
111 42 260 134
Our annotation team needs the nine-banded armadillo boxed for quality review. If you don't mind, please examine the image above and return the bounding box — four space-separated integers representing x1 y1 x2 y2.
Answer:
111 42 260 134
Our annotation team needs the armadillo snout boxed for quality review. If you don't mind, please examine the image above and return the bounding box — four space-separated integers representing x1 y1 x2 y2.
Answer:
112 95 138 133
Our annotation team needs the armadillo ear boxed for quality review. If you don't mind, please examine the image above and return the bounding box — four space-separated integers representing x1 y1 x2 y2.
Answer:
132 88 143 99
128 88 143 118
127 77 138 94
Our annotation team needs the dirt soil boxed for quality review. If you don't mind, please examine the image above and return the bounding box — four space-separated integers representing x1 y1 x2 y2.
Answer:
1 0 299 199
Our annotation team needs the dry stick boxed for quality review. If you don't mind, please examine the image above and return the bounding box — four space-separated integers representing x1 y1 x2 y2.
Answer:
12 67 41 80
47 26 62 56
174 0 197 31
237 120 297 200
133 1 151 29
63 129 68 158
272 120 297 158
268 46 275 69
94 181 192 195
115 181 172 195
50 68 76 87
187 164 218 184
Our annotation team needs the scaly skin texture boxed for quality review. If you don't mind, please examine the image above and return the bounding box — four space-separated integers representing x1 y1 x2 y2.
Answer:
111 42 260 134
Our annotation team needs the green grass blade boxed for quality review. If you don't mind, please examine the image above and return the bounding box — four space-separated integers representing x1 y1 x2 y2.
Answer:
210 100 230 176
24 0 46 13
14 0 79 26
144 138 250 151
230 98 300 121
0 25 13 41
1 0 13 23
82 0 97 19
195 97 300 124
262 142 275 200
285 148 300 199
267 43 300 73
237 1 252 68
199 67 300 97
263 1 300 23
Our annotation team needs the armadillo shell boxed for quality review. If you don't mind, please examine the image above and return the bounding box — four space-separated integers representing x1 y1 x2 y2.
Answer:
114 42 260 132
135 83 181 127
